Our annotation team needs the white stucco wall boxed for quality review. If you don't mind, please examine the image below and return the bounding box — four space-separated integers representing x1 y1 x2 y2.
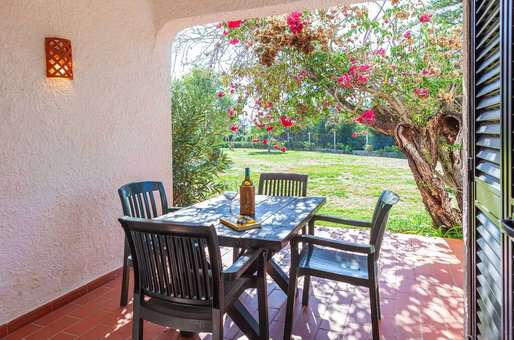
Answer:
0 0 364 325
0 0 171 324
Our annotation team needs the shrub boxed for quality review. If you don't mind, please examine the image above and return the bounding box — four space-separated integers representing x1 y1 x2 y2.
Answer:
171 69 232 206
336 143 353 154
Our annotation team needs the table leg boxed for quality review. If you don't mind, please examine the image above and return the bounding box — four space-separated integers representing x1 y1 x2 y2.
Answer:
267 259 289 293
257 251 269 339
228 300 260 339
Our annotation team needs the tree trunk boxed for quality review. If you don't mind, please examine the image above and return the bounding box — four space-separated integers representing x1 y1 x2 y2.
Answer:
395 124 462 230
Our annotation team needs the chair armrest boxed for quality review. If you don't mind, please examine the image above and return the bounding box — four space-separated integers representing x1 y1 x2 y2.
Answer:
223 248 263 281
166 207 182 213
292 235 375 254
312 215 372 228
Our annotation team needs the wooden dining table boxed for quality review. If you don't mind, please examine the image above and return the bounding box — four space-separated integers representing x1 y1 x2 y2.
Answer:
156 193 325 339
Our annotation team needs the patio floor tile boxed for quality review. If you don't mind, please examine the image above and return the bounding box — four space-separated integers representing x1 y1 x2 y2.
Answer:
1 228 464 339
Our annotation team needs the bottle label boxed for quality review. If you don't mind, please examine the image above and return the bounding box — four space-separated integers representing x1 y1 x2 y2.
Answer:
240 185 256 216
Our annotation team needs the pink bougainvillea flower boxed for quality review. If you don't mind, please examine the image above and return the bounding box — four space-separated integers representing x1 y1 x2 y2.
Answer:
280 115 294 128
403 31 411 39
273 144 280 150
216 23 223 29
372 48 386 57
419 13 432 24
362 109 375 122
262 139 268 145
230 123 239 133
230 88 235 94
356 75 369 85
349 64 371 77
227 20 243 29
287 11 304 34
252 137 260 144
223 30 229 36
281 146 287 153
217 91 225 97
337 73 353 89
355 109 375 124
227 107 236 118
267 102 273 109
229 39 240 45
348 65 359 75
266 125 274 132
351 132 359 138
359 64 371 72
415 87 430 98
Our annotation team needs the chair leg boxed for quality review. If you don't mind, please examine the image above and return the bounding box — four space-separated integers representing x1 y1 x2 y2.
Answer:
212 309 223 340
302 275 310 306
120 240 130 307
233 247 241 262
373 269 381 320
376 284 381 320
257 253 269 340
302 219 314 306
283 271 298 340
132 298 144 340
369 285 380 340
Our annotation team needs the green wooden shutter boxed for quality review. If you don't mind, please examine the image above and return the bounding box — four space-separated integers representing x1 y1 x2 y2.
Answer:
471 0 513 338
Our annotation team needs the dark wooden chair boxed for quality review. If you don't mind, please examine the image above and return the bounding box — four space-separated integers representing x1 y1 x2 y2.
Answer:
118 217 269 340
257 172 308 197
283 190 400 340
118 181 182 306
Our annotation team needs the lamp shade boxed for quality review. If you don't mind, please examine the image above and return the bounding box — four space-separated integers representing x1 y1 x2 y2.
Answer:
45 37 73 79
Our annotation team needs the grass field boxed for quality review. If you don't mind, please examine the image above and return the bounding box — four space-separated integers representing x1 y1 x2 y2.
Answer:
219 148 461 238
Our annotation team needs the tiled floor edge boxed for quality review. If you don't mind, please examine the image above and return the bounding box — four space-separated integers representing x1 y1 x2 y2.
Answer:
1 267 122 338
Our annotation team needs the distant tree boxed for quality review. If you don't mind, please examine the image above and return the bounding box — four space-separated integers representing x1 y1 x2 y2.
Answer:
171 69 232 206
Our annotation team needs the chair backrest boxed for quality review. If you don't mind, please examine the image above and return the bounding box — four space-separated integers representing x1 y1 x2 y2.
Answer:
118 181 169 219
369 190 400 257
118 217 223 308
257 173 308 197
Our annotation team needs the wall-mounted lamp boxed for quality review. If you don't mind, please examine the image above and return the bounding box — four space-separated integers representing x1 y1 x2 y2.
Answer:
45 37 73 79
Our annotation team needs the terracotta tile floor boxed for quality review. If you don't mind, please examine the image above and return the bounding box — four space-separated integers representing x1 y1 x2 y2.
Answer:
2 228 465 340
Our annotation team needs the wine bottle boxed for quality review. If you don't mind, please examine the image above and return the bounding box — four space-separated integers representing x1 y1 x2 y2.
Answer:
240 167 256 216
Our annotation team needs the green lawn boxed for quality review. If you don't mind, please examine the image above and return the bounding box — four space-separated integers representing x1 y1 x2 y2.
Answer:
219 148 460 238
